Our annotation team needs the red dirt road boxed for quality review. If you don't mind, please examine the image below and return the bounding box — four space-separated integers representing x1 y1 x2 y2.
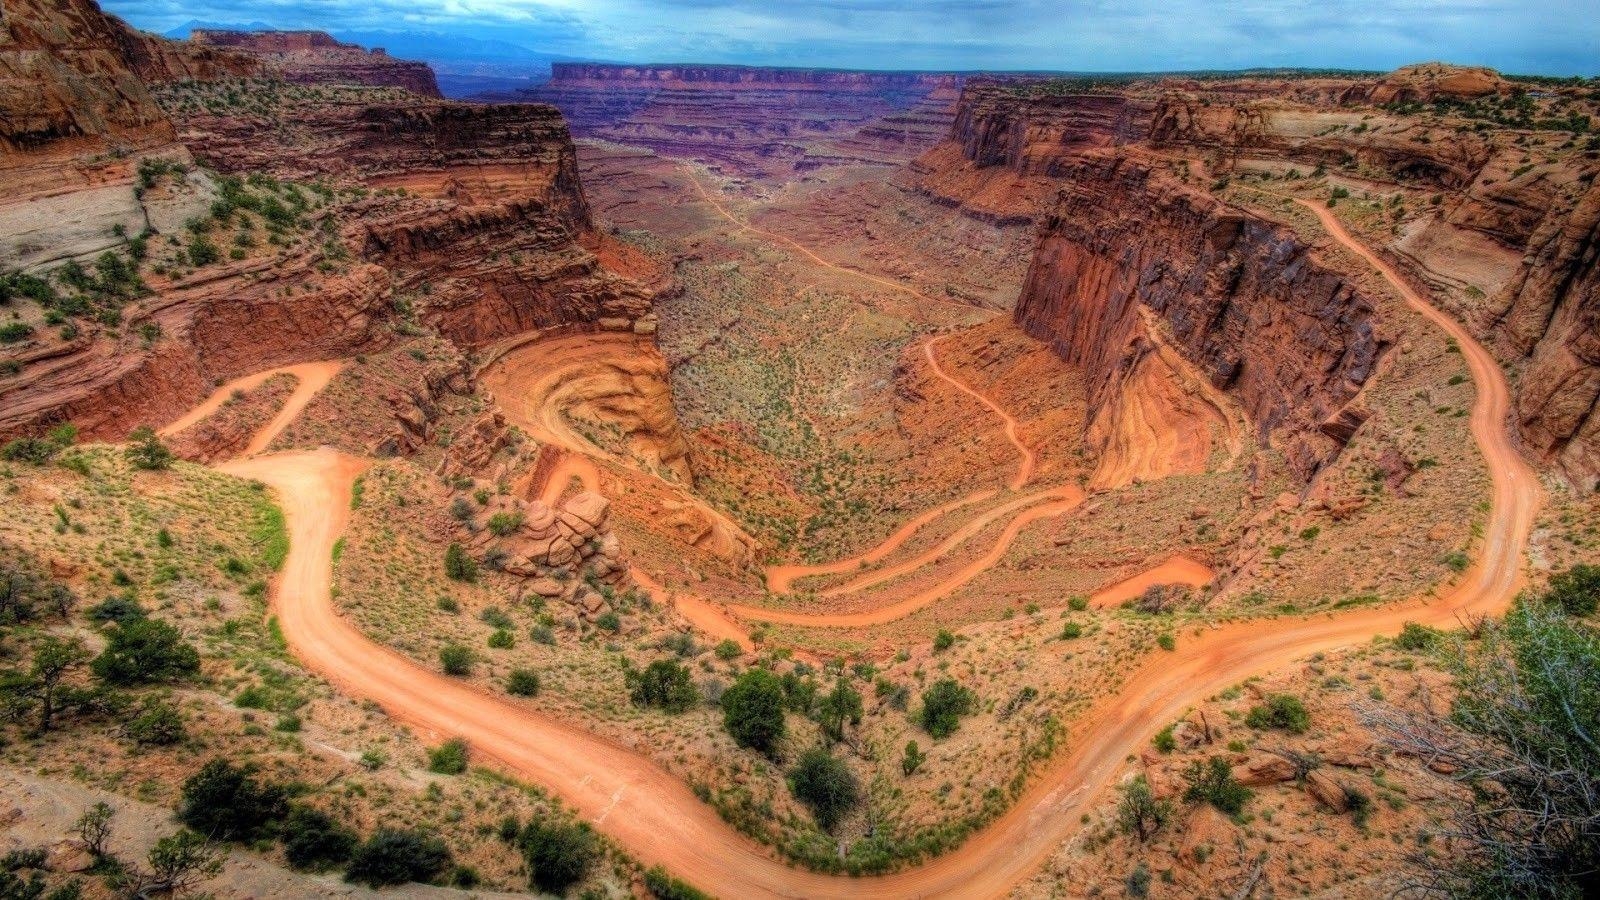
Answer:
193 196 1538 898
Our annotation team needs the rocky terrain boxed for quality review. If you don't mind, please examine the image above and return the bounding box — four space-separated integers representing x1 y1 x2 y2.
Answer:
531 63 963 175
2 2 1597 897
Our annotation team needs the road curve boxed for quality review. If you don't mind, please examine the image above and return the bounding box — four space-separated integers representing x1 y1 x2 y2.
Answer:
197 197 1539 898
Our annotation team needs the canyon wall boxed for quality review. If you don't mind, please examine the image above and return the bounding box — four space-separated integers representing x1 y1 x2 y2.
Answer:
928 71 1600 491
187 30 442 97
1014 152 1382 484
530 62 963 174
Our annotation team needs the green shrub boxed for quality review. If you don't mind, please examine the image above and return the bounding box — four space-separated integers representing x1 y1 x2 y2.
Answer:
1245 693 1310 734
92 619 199 684
507 669 540 696
281 806 356 871
1152 725 1177 754
1182 756 1251 814
817 678 863 742
714 639 742 660
919 678 975 739
428 738 469 775
901 739 925 775
721 668 786 753
932 629 955 652
789 747 859 830
1157 632 1177 651
1394 621 1441 651
595 610 621 631
628 659 699 713
1542 564 1600 616
438 644 473 676
643 865 711 899
124 426 174 471
86 595 146 625
443 543 476 582
178 759 287 841
345 829 451 887
1067 595 1089 611
487 628 515 649
1060 621 1083 640
125 700 186 746
486 511 523 536
517 819 598 894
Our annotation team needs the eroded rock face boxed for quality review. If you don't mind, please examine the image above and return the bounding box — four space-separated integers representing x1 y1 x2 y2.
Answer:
0 0 176 153
186 30 441 98
530 63 962 175
1014 152 1384 482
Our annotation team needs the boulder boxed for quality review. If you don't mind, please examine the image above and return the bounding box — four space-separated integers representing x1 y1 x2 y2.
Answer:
1232 752 1297 786
1304 769 1349 812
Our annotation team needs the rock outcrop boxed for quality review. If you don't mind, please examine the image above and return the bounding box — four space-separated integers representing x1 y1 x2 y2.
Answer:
530 63 962 175
1014 152 1384 484
186 30 441 97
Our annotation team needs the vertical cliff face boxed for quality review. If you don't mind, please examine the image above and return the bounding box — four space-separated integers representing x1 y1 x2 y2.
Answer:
185 30 442 97
1014 153 1384 484
0 0 174 152
530 63 962 174
1492 180 1600 487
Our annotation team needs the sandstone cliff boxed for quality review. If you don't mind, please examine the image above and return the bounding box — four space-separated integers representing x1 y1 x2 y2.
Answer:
531 62 962 175
186 30 441 97
1014 152 1383 485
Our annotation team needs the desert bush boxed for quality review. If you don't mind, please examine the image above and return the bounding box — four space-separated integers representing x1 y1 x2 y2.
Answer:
506 668 540 697
124 426 174 470
1181 755 1251 815
124 699 186 746
1541 564 1600 616
817 679 863 742
628 659 699 713
281 806 356 871
1245 693 1311 734
919 678 976 739
345 829 451 887
91 619 198 685
901 740 925 775
714 639 742 660
721 668 786 754
1117 774 1173 841
517 818 598 894
443 543 476 582
178 759 288 841
438 643 473 676
1395 621 1442 651
428 738 469 775
789 747 859 830
643 865 711 899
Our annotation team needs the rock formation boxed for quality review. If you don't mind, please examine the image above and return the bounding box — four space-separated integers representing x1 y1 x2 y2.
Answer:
530 63 962 174
1014 152 1381 484
186 30 441 97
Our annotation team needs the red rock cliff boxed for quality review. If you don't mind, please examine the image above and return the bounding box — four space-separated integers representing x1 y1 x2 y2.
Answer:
187 29 442 97
1014 152 1385 482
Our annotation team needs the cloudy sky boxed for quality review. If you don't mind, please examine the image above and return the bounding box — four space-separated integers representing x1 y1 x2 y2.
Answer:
107 0 1599 75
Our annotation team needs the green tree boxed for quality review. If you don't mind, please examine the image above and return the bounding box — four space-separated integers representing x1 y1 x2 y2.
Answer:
816 678 863 742
506 668 540 697
517 818 599 894
919 678 976 739
91 619 199 684
444 543 476 582
789 747 859 830
901 739 926 776
1 636 90 732
1181 755 1251 815
124 426 174 471
179 759 288 841
1117 774 1173 841
628 659 699 713
721 668 786 754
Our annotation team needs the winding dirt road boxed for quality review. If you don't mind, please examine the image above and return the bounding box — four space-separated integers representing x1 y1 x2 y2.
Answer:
178 192 1541 898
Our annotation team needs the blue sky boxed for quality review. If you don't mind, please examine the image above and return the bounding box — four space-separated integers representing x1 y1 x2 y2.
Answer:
107 0 1599 75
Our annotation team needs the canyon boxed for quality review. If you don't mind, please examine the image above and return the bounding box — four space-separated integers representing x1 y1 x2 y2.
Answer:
1 3 1596 898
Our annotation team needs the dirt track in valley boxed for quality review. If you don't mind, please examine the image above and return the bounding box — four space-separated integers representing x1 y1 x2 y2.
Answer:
177 192 1539 898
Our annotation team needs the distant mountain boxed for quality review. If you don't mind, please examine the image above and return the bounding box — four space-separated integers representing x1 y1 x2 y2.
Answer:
160 21 577 96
